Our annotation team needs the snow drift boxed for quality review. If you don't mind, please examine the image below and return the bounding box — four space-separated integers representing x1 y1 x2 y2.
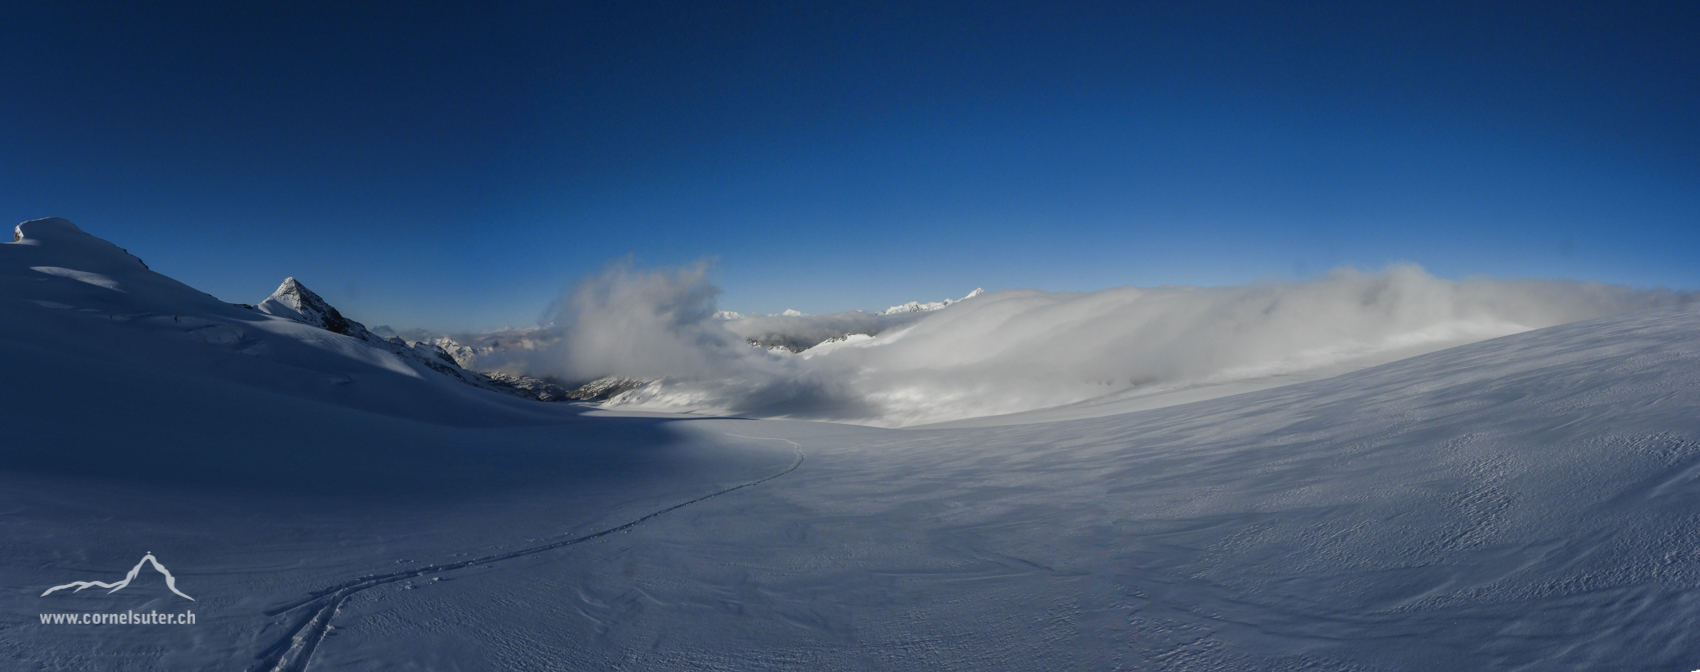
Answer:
518 262 1693 427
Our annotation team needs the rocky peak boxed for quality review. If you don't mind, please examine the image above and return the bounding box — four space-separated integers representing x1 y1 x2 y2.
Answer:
258 277 359 336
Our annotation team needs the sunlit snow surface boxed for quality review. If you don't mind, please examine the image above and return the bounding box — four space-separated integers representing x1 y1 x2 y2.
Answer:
5 218 1700 670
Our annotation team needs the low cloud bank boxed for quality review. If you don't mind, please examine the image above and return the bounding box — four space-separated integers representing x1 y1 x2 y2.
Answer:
516 263 1692 427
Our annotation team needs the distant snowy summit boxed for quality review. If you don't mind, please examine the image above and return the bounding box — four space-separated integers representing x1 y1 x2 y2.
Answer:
718 288 985 321
713 308 807 319
716 288 986 354
877 288 984 315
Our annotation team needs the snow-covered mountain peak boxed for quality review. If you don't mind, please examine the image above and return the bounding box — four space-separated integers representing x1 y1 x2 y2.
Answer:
14 217 89 243
11 217 152 271
258 277 358 335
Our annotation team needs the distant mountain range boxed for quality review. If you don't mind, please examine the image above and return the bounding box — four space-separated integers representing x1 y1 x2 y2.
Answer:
876 288 985 315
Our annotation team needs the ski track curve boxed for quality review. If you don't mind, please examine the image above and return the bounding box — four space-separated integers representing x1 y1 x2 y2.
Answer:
251 433 804 672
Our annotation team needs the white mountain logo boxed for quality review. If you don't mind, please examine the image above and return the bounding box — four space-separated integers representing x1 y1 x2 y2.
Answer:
41 552 195 601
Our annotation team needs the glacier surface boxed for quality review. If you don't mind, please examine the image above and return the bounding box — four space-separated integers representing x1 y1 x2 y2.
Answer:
4 218 1700 670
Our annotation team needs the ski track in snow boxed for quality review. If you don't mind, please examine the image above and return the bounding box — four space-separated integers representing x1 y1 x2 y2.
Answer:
252 434 804 672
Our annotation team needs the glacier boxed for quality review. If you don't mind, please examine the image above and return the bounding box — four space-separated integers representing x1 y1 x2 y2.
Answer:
5 218 1700 670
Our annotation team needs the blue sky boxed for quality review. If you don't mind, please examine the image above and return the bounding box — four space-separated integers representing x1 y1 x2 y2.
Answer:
4 2 1696 332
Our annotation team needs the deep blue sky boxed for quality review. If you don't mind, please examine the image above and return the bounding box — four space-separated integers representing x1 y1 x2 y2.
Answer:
4 2 1697 331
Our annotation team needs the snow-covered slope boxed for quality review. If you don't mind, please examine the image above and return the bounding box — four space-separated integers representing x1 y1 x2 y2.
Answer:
0 219 803 668
6 218 1700 670
0 218 577 414
338 305 1700 671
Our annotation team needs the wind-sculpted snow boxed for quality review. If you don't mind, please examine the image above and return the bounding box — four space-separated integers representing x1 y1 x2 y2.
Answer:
518 262 1694 427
